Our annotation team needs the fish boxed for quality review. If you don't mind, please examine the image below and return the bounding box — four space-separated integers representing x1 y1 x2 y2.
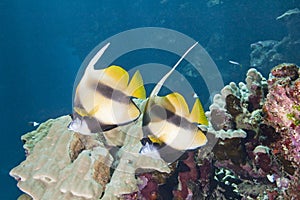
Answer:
68 43 146 135
229 60 242 68
142 42 208 151
28 121 40 127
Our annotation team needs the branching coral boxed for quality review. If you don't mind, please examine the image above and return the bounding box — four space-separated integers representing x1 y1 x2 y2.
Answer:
206 68 268 140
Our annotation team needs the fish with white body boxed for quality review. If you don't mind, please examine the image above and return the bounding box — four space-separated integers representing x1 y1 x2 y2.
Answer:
141 42 208 151
68 42 208 153
68 43 146 135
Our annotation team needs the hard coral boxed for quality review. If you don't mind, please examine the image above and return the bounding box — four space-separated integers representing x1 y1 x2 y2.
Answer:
206 68 267 140
10 114 170 200
10 116 112 200
204 67 291 199
263 63 300 167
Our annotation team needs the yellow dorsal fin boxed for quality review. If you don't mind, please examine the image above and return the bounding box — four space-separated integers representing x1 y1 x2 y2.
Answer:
189 98 208 125
187 129 207 150
104 65 129 87
165 92 189 116
127 70 146 99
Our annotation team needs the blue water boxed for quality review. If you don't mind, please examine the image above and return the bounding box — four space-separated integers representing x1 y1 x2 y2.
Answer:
0 0 298 199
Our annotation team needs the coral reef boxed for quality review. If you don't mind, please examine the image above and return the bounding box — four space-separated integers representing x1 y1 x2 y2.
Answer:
250 8 300 71
10 116 112 200
10 64 300 199
10 115 170 200
263 63 300 167
203 64 300 199
206 68 267 139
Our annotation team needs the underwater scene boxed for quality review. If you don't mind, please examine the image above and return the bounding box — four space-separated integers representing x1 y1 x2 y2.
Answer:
1 0 300 199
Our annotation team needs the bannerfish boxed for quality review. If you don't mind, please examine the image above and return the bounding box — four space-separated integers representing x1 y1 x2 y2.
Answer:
68 43 146 135
142 42 209 151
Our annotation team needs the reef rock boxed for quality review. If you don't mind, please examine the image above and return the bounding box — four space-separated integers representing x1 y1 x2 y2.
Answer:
250 8 300 71
10 116 112 200
10 115 170 200
202 65 300 199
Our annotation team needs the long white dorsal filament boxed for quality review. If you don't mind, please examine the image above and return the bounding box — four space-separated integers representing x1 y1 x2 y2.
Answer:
86 42 111 73
150 42 198 97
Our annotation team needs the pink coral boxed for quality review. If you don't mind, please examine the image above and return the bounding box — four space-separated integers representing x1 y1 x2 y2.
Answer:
263 63 300 167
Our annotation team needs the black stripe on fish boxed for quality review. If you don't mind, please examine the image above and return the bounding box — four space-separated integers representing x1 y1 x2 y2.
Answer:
95 82 131 104
82 116 118 132
144 104 196 131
